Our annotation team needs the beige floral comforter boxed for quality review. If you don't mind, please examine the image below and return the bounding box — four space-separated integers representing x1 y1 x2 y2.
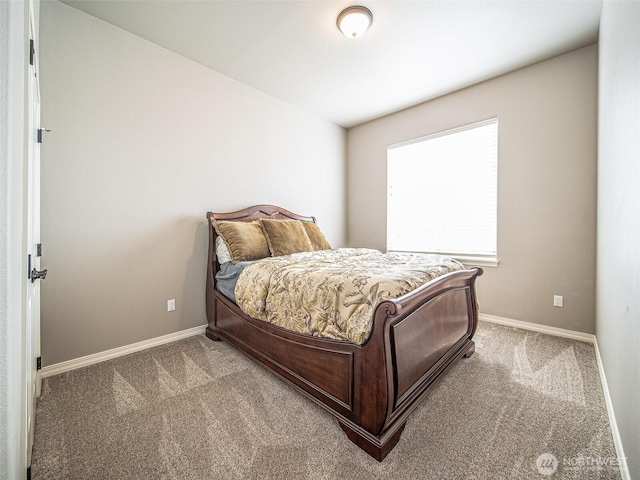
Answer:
234 248 463 345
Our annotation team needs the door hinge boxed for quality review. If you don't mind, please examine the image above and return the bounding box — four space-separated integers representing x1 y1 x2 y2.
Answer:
29 39 34 66
36 356 42 371
37 128 51 144
27 465 32 480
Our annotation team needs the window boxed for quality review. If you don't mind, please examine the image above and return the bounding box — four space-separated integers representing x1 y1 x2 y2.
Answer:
387 118 498 266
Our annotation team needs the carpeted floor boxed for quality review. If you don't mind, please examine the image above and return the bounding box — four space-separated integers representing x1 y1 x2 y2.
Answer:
31 322 622 479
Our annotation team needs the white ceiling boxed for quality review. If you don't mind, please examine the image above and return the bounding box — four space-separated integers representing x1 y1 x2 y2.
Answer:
59 0 602 128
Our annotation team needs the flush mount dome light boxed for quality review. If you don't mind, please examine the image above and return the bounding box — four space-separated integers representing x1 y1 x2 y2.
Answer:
337 6 373 38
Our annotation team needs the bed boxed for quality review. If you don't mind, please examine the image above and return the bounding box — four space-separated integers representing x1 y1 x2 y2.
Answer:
205 205 483 461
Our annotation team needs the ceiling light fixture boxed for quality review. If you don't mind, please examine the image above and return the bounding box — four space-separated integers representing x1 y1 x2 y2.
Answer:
336 6 373 39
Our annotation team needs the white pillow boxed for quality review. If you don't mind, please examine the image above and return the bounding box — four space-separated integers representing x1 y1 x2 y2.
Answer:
216 236 232 264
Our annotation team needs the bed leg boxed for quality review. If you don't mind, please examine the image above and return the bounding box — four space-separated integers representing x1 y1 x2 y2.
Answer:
205 327 221 342
338 421 406 462
463 340 475 358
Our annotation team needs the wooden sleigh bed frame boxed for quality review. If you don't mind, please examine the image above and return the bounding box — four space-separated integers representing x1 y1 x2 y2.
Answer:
205 205 483 461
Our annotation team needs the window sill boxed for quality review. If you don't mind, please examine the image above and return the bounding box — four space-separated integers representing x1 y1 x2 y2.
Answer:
454 255 500 268
388 250 499 268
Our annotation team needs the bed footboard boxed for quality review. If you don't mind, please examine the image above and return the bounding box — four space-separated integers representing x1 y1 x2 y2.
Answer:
338 267 482 460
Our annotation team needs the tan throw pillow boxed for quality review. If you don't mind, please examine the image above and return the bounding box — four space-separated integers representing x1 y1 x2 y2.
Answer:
303 222 332 250
213 221 270 263
259 219 313 257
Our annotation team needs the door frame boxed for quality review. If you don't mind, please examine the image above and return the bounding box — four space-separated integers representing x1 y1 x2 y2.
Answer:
0 0 39 478
25 4 43 467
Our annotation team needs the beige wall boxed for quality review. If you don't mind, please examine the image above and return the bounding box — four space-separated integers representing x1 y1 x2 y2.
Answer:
597 1 640 477
39 1 346 365
347 45 598 333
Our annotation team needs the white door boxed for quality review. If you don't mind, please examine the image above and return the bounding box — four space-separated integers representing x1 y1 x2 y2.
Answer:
25 12 44 466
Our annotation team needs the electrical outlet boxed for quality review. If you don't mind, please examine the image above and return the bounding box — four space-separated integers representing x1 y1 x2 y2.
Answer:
553 295 563 308
167 299 176 312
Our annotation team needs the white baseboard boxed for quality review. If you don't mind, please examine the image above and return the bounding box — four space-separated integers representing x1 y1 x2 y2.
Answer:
479 313 629 479
40 325 207 378
478 313 596 343
593 337 631 480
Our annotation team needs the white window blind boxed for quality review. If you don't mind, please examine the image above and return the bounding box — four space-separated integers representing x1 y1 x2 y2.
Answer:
387 118 498 262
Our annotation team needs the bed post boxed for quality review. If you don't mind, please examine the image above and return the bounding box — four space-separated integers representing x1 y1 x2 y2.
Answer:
205 213 220 341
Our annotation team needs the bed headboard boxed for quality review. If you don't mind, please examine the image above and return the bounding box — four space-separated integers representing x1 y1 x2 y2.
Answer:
207 204 316 224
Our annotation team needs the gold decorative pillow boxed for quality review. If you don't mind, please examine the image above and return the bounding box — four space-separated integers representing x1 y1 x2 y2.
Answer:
213 221 270 263
303 222 332 251
259 219 313 257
